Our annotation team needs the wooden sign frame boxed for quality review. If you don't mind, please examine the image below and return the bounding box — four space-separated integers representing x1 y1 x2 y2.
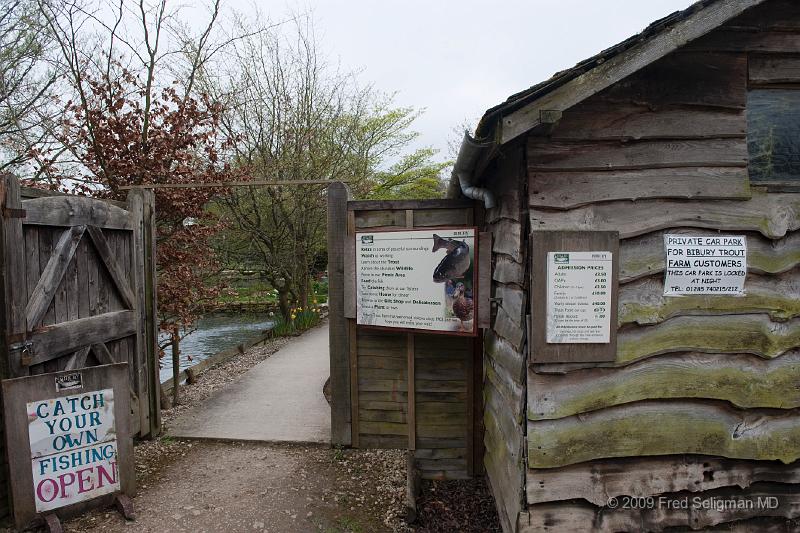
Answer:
530 231 620 363
354 225 480 337
2 363 135 529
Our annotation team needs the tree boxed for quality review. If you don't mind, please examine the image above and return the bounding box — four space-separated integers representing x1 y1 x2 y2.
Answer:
0 0 58 170
32 0 235 405
203 16 447 317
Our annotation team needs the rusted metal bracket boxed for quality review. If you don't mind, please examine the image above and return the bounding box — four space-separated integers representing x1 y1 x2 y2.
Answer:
115 493 135 520
2 206 25 218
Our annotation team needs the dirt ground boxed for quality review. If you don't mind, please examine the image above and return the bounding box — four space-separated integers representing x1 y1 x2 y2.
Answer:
64 441 408 533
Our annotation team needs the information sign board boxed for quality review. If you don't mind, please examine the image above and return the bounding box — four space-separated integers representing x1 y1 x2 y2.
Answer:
356 227 477 335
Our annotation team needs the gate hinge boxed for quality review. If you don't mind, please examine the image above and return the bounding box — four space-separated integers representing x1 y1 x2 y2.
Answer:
2 207 25 219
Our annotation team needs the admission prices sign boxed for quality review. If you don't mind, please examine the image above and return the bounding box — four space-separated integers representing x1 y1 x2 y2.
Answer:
355 228 477 334
29 389 119 512
546 251 613 343
664 234 747 295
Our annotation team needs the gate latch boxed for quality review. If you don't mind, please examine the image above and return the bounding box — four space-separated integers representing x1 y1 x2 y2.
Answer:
9 340 33 365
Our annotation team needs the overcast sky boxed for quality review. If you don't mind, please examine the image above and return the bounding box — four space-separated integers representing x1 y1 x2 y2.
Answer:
227 0 697 159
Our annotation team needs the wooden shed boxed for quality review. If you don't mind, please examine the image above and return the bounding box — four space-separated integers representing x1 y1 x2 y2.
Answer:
454 0 800 530
329 0 800 530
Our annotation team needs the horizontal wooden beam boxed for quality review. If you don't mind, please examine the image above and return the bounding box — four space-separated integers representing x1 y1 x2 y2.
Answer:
117 179 339 190
520 483 800 531
527 454 800 506
530 191 800 239
347 198 475 211
23 196 134 230
619 270 800 325
25 311 136 366
529 350 800 420
530 167 750 210
528 138 747 172
620 228 800 283
617 314 800 364
528 400 800 468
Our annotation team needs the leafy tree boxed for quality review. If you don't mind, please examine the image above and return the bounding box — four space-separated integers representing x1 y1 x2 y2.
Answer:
203 16 446 316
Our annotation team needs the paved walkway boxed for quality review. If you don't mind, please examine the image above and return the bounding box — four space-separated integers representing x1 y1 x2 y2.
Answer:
168 323 331 443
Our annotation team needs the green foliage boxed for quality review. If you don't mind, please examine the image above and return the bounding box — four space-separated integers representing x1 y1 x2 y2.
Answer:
365 148 449 200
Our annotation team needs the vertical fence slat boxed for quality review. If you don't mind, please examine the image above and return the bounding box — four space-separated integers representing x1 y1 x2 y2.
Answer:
327 182 352 446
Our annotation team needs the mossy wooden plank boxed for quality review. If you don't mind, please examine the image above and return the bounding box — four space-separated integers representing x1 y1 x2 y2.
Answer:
493 255 525 285
530 167 750 209
549 102 745 141
520 483 800 532
529 350 800 420
620 228 800 282
526 455 800 506
617 314 800 364
493 306 525 351
491 219 523 262
529 191 800 239
485 358 525 423
484 330 525 384
528 400 800 468
619 272 800 325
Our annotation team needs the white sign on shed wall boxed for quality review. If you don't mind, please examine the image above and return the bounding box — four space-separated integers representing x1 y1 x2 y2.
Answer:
663 235 747 295
546 251 613 343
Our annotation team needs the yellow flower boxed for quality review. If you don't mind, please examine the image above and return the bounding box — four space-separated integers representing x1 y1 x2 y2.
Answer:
290 314 296 320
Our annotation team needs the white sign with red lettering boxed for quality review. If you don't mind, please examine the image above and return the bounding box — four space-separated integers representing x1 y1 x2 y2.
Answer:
27 389 119 512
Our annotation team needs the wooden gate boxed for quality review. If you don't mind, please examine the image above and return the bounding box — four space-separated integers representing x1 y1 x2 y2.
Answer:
0 175 159 441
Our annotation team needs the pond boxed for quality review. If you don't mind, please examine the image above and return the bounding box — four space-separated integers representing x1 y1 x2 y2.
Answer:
159 311 274 383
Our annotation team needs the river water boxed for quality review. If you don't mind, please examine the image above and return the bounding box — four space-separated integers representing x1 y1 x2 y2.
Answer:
159 312 274 383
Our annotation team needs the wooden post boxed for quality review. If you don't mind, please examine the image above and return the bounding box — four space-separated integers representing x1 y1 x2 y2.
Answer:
142 189 161 436
0 174 28 379
405 209 416 451
127 190 150 437
328 182 352 446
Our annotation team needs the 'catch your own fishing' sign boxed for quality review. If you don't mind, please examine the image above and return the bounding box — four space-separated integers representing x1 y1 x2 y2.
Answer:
355 228 477 335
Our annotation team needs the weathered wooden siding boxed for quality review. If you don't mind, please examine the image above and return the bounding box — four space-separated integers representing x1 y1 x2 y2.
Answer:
524 2 800 530
482 146 528 532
